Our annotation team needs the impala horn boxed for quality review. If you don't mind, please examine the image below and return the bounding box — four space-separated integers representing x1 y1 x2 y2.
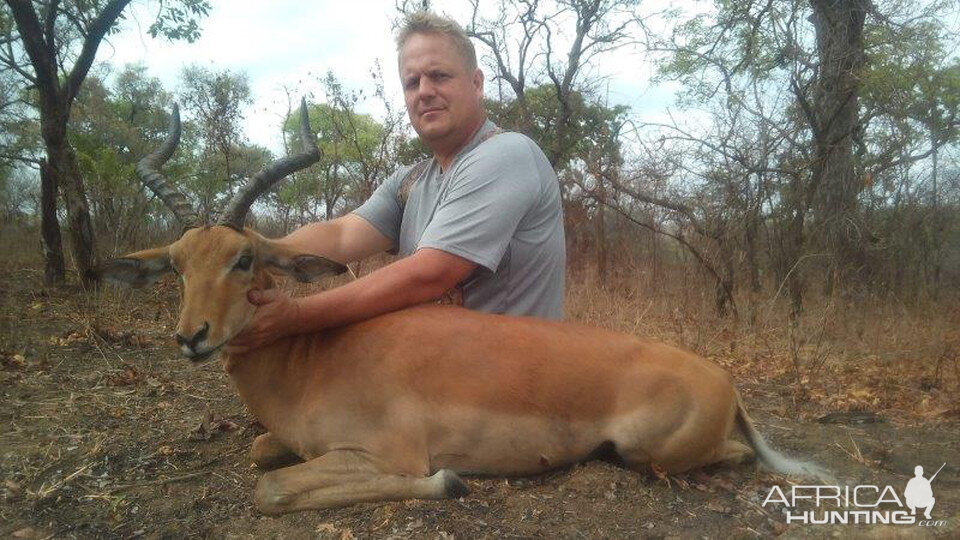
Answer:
219 98 320 230
135 104 201 229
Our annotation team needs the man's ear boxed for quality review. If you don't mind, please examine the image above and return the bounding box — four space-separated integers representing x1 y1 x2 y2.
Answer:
98 246 173 288
258 238 347 283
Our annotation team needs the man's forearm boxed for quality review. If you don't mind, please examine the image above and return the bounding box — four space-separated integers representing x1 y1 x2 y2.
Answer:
288 253 457 334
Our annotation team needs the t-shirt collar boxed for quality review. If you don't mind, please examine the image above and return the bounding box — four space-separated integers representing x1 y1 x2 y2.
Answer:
440 119 499 171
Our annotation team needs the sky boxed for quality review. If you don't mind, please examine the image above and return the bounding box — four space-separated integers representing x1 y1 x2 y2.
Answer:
98 0 679 154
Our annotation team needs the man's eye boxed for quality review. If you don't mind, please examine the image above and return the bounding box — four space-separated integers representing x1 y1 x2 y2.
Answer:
234 255 253 271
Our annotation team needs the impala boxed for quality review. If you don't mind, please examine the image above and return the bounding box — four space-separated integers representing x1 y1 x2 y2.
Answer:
100 101 827 515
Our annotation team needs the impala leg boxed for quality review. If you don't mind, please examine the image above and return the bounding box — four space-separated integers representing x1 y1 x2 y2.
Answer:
250 432 301 470
254 450 469 515
709 439 754 467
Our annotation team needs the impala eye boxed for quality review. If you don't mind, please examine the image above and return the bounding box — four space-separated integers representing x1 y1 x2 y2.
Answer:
234 255 253 272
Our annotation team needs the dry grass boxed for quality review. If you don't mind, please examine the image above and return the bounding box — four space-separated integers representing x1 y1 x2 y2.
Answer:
565 264 960 424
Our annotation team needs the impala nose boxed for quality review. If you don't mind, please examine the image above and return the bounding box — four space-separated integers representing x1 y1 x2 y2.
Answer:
176 321 210 353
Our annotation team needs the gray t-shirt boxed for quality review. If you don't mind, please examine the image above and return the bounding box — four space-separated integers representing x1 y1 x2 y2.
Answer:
353 120 565 320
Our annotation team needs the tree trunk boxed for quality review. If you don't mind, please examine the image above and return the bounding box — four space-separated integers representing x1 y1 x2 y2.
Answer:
39 160 65 285
47 139 99 287
786 211 806 319
716 241 736 318
929 128 943 293
595 177 608 286
37 97 99 288
810 0 869 288
745 212 762 293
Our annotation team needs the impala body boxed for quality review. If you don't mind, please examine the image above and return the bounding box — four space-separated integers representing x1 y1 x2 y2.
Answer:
103 226 826 514
100 100 825 515
233 297 738 478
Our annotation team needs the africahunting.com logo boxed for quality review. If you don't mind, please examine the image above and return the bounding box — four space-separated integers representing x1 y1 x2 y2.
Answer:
762 463 946 526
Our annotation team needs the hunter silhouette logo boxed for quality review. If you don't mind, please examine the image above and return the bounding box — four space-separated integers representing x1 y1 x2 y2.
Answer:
904 463 944 520
762 462 948 526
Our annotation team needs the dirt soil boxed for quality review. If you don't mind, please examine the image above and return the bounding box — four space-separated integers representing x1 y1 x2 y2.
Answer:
1 264 958 539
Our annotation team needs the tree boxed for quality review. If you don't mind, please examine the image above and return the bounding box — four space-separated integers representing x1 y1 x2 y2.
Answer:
178 65 253 221
806 0 869 287
858 20 960 291
273 72 412 227
466 0 639 168
1 0 209 286
648 0 960 314
180 66 253 220
70 64 183 251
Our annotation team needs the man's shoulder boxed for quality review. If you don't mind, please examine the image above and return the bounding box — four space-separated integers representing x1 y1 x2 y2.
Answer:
480 129 535 152
466 129 546 170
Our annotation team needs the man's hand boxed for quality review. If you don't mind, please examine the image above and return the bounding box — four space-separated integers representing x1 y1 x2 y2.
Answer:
225 288 301 355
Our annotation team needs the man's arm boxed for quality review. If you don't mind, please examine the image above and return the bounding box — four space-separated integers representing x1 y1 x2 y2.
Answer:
278 213 394 264
225 247 476 353
292 247 476 331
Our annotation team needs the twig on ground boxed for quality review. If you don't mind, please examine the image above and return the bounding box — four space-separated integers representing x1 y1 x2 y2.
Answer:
36 462 93 499
107 470 213 493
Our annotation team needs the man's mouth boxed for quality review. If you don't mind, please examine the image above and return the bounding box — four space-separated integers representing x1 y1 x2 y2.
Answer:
421 108 445 117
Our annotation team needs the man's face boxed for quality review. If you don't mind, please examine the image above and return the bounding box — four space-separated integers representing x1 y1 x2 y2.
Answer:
399 33 484 150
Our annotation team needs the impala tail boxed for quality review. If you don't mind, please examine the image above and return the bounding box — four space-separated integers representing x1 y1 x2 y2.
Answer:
734 392 835 484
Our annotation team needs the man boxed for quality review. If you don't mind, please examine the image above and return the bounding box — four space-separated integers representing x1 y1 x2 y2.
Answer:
904 465 939 520
228 12 564 352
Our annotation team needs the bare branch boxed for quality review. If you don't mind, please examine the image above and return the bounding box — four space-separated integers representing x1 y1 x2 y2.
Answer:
64 0 132 103
6 0 58 94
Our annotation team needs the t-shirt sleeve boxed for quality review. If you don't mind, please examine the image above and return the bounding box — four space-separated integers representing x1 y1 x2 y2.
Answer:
351 166 406 248
417 135 540 272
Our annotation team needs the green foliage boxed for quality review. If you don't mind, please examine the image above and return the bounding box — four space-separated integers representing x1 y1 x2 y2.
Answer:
860 20 960 156
146 0 211 43
278 102 387 219
178 65 262 219
69 65 178 244
487 84 629 173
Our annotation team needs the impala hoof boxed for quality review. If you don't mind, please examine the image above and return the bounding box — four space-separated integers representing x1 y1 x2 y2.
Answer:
440 469 470 499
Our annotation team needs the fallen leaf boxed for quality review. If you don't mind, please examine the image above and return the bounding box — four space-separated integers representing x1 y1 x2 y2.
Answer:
1 354 26 370
190 411 215 441
706 500 727 513
316 523 338 534
4 479 22 495
107 366 140 386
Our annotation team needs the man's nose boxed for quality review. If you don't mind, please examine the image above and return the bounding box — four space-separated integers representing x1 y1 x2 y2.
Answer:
417 77 437 99
176 321 210 350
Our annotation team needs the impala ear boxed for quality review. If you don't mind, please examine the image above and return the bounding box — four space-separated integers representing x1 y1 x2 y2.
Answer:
269 254 347 283
98 247 173 288
257 238 347 283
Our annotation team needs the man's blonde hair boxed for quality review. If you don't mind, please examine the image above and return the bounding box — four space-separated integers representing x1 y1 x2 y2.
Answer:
396 11 478 71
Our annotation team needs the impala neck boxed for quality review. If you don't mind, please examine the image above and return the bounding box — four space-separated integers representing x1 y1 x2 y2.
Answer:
220 266 279 374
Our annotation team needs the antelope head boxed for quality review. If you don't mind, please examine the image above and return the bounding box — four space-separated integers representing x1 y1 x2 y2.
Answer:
100 100 346 361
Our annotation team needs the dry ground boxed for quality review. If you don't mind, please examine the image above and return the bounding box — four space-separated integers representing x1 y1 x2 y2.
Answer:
1 234 959 539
